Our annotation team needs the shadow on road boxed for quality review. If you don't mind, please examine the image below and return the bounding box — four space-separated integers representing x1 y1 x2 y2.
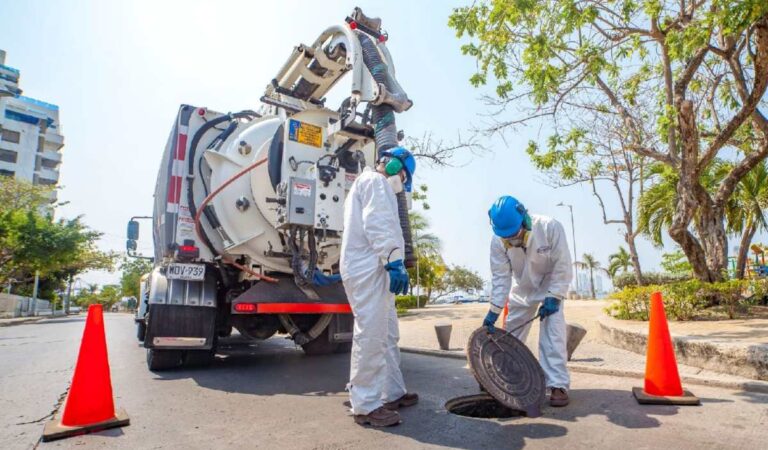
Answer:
546 388 680 429
152 338 350 397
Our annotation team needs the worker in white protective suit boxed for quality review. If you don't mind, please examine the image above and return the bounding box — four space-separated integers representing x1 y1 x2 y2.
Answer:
482 195 573 407
340 146 419 427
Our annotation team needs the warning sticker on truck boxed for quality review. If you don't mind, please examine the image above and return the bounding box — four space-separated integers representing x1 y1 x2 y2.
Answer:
288 119 322 148
292 182 312 197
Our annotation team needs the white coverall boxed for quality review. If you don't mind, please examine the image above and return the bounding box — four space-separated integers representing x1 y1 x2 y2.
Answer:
340 167 407 415
489 215 573 389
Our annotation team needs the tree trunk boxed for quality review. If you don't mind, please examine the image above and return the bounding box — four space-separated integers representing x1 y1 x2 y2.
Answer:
588 267 595 298
669 100 725 282
698 199 729 281
625 231 644 285
736 223 757 279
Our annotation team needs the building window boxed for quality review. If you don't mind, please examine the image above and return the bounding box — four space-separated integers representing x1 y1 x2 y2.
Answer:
37 178 56 186
0 149 17 163
41 157 59 169
1 129 21 143
0 169 14 177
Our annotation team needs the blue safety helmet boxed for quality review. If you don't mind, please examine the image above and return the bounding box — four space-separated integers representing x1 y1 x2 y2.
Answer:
488 196 529 238
379 147 416 192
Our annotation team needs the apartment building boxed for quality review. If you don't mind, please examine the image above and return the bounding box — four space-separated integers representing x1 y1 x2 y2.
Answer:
0 49 64 202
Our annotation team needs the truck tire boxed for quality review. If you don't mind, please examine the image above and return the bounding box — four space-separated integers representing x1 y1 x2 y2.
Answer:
146 349 183 371
334 342 352 354
184 349 216 367
301 325 338 355
136 322 147 341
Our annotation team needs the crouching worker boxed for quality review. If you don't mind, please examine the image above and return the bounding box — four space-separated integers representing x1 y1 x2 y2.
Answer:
340 147 419 427
482 196 573 407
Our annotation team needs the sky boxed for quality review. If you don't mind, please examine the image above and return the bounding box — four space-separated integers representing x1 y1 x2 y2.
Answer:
3 0 755 290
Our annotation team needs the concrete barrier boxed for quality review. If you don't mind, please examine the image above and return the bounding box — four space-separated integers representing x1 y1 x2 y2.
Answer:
0 293 51 318
599 316 768 381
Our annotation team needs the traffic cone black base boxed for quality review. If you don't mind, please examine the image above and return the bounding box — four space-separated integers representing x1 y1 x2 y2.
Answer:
42 408 129 442
632 387 700 406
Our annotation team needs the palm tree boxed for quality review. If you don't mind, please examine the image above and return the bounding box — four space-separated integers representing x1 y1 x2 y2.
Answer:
725 161 768 278
408 211 443 301
575 253 607 299
607 247 632 278
409 211 441 256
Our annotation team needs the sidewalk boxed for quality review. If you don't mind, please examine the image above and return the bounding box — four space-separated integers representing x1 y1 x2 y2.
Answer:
398 301 768 393
0 316 44 327
0 311 72 327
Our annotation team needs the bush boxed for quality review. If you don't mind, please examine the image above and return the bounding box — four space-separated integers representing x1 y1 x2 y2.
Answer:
606 279 767 321
612 271 689 289
395 295 428 310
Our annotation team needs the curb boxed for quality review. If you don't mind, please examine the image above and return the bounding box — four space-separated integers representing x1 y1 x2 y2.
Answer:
598 316 768 382
400 346 768 394
0 317 44 327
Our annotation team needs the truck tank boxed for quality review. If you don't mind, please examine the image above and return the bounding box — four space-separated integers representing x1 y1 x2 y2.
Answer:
127 8 415 371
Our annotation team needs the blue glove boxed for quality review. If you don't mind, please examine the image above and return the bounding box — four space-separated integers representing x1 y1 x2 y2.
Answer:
384 259 409 295
312 269 342 286
483 310 500 334
538 297 561 321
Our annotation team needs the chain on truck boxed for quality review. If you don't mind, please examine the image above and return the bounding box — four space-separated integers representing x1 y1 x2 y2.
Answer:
126 7 416 371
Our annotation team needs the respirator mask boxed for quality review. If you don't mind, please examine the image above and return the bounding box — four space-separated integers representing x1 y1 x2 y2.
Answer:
387 174 404 194
502 229 530 249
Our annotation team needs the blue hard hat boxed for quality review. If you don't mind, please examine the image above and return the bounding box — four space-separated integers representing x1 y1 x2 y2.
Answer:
488 196 527 238
381 146 416 192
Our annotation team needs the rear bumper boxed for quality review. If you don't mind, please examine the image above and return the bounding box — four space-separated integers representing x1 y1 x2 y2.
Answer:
231 276 350 315
234 302 351 314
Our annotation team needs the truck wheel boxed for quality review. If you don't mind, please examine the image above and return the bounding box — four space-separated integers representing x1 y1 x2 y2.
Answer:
184 349 216 367
136 322 147 341
146 349 183 371
334 342 352 354
301 326 337 356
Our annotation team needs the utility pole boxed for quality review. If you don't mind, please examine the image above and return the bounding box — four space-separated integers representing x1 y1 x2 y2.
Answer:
64 275 73 315
31 270 39 316
557 203 579 294
415 228 420 309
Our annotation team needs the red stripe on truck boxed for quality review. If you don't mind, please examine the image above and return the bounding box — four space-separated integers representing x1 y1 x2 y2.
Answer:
176 132 187 160
234 303 352 314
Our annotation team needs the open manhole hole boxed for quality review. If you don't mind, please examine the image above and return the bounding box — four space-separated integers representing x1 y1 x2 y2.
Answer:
445 393 524 419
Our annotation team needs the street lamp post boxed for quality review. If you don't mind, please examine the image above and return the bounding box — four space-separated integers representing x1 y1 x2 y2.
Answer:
557 202 579 294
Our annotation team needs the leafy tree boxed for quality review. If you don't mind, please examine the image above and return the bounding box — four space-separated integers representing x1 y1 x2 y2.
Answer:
120 257 154 299
76 284 121 309
412 253 446 303
607 247 632 278
575 253 607 298
0 177 115 298
450 1 768 282
434 265 485 299
725 161 768 278
661 250 694 276
527 108 649 284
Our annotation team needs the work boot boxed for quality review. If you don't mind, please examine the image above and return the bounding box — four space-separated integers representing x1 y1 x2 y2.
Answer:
383 393 419 410
353 407 401 427
549 387 569 407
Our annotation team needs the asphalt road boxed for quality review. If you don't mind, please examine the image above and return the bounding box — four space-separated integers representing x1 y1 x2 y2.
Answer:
1 314 766 450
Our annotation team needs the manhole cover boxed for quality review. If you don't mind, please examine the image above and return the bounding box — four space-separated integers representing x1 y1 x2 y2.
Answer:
445 393 522 419
467 327 545 417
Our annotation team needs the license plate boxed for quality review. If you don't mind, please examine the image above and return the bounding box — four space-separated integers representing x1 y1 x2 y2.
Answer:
167 263 205 281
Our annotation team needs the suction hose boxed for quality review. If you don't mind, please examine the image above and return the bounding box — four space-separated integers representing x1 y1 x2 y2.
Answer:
357 32 415 268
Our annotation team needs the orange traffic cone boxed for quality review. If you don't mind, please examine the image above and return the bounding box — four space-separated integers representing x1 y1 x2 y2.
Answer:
42 304 130 441
632 292 700 405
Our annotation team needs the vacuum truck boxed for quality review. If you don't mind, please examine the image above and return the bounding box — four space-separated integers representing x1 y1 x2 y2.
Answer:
126 8 415 371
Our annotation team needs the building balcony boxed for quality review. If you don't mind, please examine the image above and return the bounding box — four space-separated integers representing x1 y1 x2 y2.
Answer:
0 159 15 172
44 132 64 150
40 149 62 164
36 167 59 184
